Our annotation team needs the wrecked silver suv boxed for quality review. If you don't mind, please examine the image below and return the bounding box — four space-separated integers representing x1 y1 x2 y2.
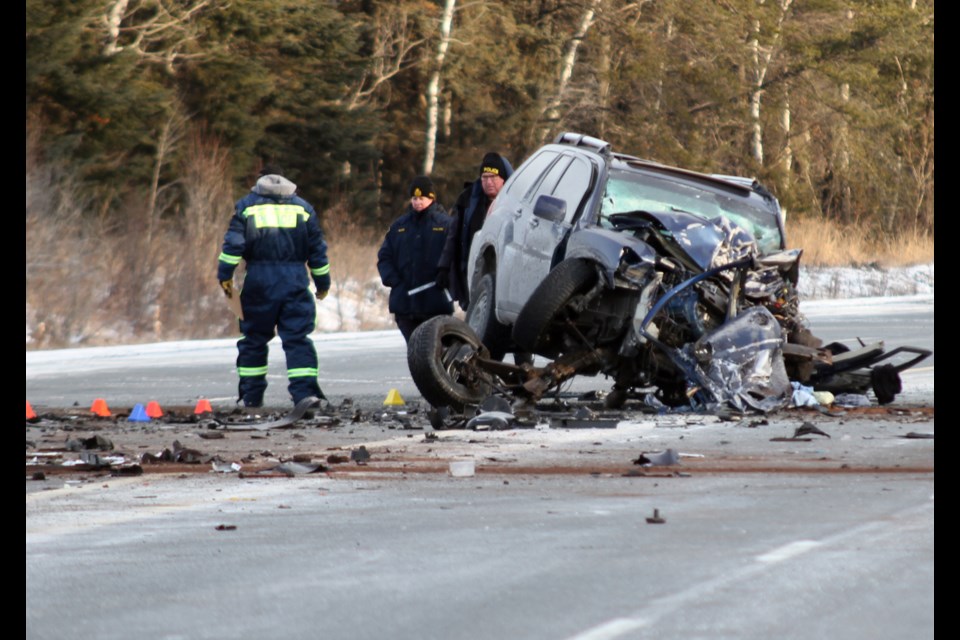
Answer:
407 133 929 413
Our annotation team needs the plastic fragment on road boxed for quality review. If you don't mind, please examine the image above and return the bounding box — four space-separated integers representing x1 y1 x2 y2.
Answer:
633 449 680 467
812 391 835 406
90 398 111 417
833 393 872 407
211 460 242 473
790 382 820 408
449 458 475 477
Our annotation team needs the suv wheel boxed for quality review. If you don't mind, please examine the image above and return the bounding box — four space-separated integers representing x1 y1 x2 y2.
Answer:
465 272 512 361
512 258 598 356
407 316 494 411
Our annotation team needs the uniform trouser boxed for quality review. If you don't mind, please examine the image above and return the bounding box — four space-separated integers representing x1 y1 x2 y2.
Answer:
236 288 323 405
395 314 440 343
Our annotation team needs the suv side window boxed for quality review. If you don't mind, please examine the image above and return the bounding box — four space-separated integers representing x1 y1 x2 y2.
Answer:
534 155 573 199
506 150 559 203
550 155 594 224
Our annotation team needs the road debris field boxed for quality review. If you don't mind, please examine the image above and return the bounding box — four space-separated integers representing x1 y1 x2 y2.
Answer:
26 388 934 486
26 389 933 640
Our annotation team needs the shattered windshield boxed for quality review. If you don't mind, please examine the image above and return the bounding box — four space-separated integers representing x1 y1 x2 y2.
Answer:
599 168 784 255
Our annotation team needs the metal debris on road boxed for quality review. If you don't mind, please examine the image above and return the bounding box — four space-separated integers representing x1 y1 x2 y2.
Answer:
793 422 831 439
646 509 666 524
350 445 371 464
467 411 516 431
633 449 680 467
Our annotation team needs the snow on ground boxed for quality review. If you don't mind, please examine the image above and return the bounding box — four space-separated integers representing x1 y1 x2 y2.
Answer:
24 264 935 346
314 263 935 333
797 263 934 300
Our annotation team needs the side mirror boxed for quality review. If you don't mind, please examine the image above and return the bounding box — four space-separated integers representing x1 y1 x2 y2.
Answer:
533 194 566 223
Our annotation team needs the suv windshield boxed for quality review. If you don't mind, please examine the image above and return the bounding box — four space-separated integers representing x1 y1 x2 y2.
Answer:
599 167 783 255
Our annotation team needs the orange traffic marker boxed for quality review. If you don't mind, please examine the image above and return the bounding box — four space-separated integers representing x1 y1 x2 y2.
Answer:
26 401 37 420
146 401 164 418
91 398 111 417
194 398 213 414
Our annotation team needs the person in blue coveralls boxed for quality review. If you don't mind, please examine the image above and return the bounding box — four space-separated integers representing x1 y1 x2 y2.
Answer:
217 165 331 408
377 175 454 343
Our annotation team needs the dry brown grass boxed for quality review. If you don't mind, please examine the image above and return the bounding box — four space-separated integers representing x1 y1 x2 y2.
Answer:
786 216 934 267
316 201 392 332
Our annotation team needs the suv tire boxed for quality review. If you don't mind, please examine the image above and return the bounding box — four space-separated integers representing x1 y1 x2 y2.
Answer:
512 258 598 355
407 315 494 411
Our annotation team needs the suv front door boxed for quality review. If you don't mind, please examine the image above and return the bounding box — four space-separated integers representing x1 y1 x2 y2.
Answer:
499 153 597 321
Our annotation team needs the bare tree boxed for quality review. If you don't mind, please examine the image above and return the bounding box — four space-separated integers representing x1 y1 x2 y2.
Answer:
749 0 793 166
146 105 188 245
423 0 457 175
98 0 216 74
539 0 602 143
345 4 426 111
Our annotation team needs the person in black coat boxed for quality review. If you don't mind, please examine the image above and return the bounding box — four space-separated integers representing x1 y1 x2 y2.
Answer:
435 152 514 310
377 176 454 342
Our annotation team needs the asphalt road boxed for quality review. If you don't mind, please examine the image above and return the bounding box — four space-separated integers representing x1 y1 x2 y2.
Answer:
26 295 934 640
25 295 934 410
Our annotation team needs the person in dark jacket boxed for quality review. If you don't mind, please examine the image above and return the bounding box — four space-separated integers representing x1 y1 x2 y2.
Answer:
377 176 454 342
217 165 331 408
435 152 514 310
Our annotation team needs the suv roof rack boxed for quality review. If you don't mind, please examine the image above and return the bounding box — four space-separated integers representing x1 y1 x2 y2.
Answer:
553 132 612 157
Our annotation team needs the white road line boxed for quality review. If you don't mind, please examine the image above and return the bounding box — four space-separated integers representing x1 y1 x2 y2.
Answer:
755 539 822 563
566 500 932 640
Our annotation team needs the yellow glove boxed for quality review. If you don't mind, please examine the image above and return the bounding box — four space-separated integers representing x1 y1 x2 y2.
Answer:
220 280 234 298
316 289 329 301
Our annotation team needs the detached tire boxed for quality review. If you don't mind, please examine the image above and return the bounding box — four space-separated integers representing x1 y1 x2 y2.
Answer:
512 258 598 355
407 316 494 411
465 272 512 361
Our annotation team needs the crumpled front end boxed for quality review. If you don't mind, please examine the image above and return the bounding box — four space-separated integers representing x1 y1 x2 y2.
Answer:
673 306 792 413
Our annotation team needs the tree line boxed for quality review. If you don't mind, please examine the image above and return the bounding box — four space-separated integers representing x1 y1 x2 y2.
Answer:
26 0 933 347
27 0 933 230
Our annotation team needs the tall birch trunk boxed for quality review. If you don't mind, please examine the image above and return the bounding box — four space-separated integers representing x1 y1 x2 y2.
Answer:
423 0 456 176
749 0 792 167
655 16 674 115
540 0 601 143
781 83 792 177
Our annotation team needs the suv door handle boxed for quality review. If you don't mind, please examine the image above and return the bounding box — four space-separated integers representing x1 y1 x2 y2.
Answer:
513 208 523 219
529 218 539 228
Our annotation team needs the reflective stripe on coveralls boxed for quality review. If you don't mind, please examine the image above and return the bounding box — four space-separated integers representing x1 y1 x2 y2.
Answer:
287 367 319 379
241 204 310 228
238 365 269 377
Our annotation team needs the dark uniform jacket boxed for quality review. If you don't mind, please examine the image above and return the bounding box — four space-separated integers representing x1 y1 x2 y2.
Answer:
378 202 453 317
437 157 514 310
